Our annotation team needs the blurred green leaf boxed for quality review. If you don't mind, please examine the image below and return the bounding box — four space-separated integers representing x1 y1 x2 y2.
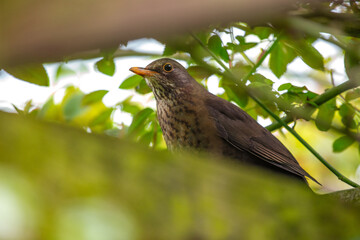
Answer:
63 93 85 121
292 40 324 71
95 58 116 76
344 48 360 77
228 42 257 52
119 97 142 115
224 85 248 108
219 48 230 62
187 66 214 79
12 104 23 115
82 90 109 106
128 108 154 135
208 35 229 61
38 96 57 119
4 63 50 86
89 108 114 127
163 44 177 56
278 83 292 91
345 88 360 101
120 75 143 89
55 64 76 81
333 135 355 153
315 98 336 131
208 35 222 54
339 103 355 118
253 27 273 40
135 79 152 95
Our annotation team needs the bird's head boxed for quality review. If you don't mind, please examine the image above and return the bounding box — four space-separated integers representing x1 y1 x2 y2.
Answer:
130 58 196 100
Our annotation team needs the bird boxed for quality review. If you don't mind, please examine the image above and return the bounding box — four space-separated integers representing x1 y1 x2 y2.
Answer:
130 58 320 185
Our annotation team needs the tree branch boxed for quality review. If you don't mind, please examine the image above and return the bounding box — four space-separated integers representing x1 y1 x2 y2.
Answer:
266 80 360 131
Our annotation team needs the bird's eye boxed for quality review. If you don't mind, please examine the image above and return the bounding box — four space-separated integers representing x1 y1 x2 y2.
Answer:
163 63 173 72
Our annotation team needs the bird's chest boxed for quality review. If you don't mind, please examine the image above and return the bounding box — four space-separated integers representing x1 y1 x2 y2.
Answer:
156 100 213 151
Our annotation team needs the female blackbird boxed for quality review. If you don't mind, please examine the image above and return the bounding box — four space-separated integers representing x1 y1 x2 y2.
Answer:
130 58 319 185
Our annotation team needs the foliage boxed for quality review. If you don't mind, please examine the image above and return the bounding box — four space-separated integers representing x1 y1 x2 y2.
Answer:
3 1 360 186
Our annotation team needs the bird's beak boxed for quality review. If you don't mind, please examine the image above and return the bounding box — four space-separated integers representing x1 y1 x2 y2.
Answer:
129 67 157 77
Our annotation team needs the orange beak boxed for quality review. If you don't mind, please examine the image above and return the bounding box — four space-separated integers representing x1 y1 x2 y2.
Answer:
129 67 157 77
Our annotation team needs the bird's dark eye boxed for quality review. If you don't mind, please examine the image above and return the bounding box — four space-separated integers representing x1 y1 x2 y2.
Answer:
163 63 173 72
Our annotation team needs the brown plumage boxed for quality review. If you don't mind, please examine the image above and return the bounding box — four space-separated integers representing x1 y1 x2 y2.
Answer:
130 58 319 185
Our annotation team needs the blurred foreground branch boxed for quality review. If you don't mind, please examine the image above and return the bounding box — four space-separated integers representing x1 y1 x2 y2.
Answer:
0 112 360 239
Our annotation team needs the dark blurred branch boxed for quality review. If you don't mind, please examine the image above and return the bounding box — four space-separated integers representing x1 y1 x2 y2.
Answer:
0 0 324 66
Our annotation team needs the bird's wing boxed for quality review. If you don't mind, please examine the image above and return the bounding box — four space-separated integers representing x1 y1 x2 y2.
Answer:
206 95 319 184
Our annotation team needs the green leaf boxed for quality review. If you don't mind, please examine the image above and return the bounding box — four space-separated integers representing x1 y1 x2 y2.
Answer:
119 97 142 115
333 135 355 153
219 48 230 62
89 108 114 127
128 108 154 135
82 90 109 106
63 93 85 121
4 63 50 86
345 88 360 101
344 49 360 77
55 64 76 81
95 58 116 76
315 98 336 131
119 75 143 89
187 66 214 79
269 42 288 78
208 35 223 55
135 79 152 95
37 97 56 119
278 83 292 91
292 40 324 71
163 44 177 56
12 104 23 115
228 42 257 52
253 27 273 40
224 86 248 108
339 103 354 118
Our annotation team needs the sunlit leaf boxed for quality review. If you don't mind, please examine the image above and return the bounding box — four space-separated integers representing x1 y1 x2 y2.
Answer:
345 88 360 101
95 58 116 76
82 90 109 106
89 108 114 127
333 135 355 153
55 64 76 81
269 41 294 78
4 63 50 86
292 40 324 71
119 75 143 89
